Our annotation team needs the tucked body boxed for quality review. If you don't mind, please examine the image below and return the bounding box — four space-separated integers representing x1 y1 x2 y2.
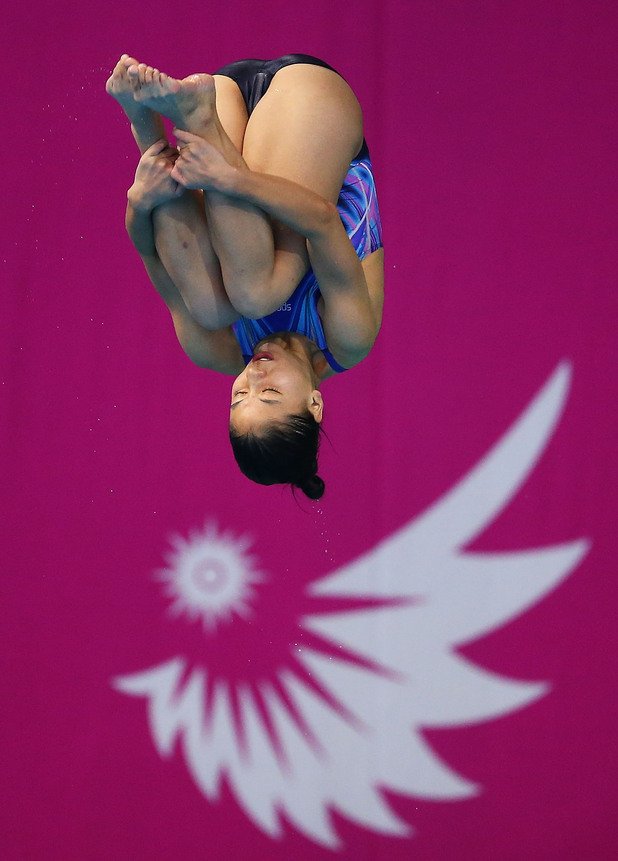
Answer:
106 53 385 497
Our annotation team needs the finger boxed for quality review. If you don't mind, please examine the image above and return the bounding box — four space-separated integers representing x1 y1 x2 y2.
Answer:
161 149 179 165
173 128 201 144
175 148 191 165
170 164 185 185
143 138 169 156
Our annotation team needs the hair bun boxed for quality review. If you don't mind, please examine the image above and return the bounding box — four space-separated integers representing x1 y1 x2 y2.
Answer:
300 474 325 500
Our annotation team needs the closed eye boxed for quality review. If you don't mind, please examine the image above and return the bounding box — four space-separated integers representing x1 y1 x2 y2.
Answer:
230 387 284 408
232 388 281 397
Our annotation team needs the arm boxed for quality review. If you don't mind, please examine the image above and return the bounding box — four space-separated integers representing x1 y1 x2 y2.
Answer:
126 199 182 306
173 128 336 239
229 171 380 362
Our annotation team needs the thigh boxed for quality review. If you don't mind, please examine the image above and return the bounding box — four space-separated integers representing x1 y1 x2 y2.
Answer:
153 192 238 330
213 74 249 151
241 64 364 202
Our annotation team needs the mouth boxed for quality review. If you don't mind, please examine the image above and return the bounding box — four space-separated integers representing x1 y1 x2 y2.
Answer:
251 351 274 362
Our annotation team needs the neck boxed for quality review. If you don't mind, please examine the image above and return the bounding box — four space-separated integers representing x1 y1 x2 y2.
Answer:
284 333 327 384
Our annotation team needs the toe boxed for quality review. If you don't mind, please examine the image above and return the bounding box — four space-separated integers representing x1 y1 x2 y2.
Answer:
127 65 140 91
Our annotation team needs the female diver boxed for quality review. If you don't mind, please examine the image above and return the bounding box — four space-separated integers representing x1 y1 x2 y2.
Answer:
105 54 384 499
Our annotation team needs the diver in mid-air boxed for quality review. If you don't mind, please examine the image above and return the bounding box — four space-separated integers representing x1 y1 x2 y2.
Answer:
106 53 384 498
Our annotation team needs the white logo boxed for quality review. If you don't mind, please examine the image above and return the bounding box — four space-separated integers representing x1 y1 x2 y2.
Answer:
113 363 588 849
157 523 263 631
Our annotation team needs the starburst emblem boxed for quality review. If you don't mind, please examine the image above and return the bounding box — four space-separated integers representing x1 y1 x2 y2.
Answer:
157 522 263 631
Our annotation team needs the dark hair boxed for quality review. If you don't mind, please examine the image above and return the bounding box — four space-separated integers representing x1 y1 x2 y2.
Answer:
229 410 325 499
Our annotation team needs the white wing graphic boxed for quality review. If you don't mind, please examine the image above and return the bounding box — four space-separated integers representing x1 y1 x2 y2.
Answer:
114 362 589 849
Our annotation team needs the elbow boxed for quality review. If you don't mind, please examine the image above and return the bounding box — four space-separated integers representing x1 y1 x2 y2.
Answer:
309 200 339 238
320 200 339 226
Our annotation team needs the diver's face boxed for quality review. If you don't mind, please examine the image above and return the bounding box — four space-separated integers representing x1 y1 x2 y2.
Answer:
230 338 323 432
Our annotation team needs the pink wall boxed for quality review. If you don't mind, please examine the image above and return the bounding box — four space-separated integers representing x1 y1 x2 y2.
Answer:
2 2 617 858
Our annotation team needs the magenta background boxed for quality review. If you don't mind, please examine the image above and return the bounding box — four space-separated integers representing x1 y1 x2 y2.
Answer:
2 1 617 858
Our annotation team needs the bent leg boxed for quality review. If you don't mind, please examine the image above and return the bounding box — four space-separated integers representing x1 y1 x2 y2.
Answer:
128 63 304 316
214 64 364 314
202 65 364 316
210 65 364 313
204 75 289 314
108 56 242 328
152 191 238 330
126 62 281 315
220 64 364 315
243 63 363 200
126 63 254 329
127 60 364 319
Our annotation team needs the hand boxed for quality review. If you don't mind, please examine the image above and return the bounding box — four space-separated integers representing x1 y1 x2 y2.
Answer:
171 129 238 192
127 139 184 212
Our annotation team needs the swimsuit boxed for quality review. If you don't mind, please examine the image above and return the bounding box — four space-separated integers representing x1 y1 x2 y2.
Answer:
215 55 383 373
214 54 337 115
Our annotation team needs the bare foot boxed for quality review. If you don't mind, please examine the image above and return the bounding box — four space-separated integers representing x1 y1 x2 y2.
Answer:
106 55 165 152
106 55 148 119
127 63 217 133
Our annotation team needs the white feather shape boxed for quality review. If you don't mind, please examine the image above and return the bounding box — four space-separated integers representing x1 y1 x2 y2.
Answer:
114 362 589 848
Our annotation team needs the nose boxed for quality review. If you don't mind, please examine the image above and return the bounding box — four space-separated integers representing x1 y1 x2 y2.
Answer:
246 362 267 381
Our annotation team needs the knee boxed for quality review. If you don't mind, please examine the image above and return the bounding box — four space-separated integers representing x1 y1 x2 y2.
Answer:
184 295 236 330
227 285 279 320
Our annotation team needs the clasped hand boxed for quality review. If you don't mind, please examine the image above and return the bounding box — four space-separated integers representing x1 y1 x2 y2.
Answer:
170 128 236 192
128 139 183 211
128 131 238 212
